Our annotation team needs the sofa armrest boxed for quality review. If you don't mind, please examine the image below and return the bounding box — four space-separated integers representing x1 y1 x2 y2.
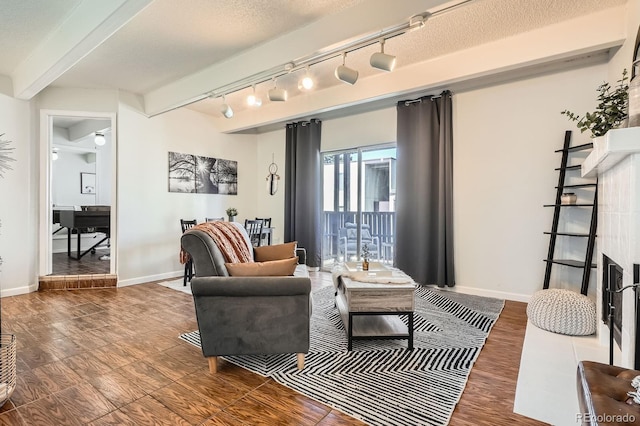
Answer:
191 275 311 357
191 276 310 297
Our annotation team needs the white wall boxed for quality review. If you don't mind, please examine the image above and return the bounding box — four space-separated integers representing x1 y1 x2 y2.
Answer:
256 130 286 245
257 63 609 301
0 93 36 296
453 64 608 300
117 104 259 285
95 132 112 206
52 150 96 206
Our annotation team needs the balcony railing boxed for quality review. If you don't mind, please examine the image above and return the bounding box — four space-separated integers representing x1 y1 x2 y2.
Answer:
322 211 396 266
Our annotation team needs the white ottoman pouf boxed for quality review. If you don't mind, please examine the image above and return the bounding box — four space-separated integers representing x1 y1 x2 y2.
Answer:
527 289 596 336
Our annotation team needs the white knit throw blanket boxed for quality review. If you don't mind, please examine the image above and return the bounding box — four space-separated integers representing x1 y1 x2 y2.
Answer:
331 263 414 288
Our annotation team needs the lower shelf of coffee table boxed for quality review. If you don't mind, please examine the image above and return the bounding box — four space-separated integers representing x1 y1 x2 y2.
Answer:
336 293 413 350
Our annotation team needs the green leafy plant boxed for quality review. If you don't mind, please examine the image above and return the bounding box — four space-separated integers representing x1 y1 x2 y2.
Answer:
561 69 629 138
226 207 238 217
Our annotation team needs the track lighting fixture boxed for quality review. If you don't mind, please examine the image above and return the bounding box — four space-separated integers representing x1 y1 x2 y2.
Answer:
409 12 431 30
298 65 314 91
94 132 106 146
246 85 262 107
268 78 288 102
196 4 449 118
370 40 396 72
220 95 233 118
335 53 358 85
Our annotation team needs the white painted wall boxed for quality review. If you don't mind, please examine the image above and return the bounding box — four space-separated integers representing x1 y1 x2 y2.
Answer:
256 130 286 245
258 63 608 301
0 93 36 296
95 132 112 206
116 104 259 285
52 150 96 206
453 64 608 300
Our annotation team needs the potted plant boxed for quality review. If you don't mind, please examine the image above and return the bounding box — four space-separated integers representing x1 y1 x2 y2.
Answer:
561 69 629 139
226 207 238 222
361 243 370 271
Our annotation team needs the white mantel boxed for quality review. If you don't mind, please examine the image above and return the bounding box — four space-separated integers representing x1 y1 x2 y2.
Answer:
582 127 640 177
584 126 640 368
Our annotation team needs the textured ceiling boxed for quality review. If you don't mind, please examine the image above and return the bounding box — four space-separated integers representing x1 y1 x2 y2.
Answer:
0 0 81 75
0 0 628 127
187 0 627 117
51 0 366 93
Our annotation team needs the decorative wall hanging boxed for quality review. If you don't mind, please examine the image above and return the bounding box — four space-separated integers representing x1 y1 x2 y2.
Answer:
266 154 280 195
168 151 238 194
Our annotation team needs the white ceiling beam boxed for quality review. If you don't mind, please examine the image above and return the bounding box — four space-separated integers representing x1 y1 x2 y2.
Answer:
12 0 153 100
212 6 626 133
143 0 450 117
67 119 111 142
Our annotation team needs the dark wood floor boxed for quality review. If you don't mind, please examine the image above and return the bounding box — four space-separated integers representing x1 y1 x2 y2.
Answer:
52 249 110 276
0 272 545 425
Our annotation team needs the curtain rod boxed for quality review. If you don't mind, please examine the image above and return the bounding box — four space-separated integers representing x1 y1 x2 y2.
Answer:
402 90 452 106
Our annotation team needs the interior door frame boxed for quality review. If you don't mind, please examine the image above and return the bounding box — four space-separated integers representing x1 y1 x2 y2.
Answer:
38 109 117 277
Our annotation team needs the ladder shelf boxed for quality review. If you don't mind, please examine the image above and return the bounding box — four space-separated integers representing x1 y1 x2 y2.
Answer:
543 130 598 295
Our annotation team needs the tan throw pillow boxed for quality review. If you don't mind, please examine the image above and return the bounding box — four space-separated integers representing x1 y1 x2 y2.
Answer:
253 241 297 262
225 257 298 276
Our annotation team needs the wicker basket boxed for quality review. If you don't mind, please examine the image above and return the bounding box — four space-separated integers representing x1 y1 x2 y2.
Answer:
0 334 16 406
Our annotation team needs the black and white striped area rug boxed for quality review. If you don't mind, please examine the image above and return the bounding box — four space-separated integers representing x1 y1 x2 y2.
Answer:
179 285 504 426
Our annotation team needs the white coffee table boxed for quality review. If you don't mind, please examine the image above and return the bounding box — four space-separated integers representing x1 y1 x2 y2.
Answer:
335 263 416 350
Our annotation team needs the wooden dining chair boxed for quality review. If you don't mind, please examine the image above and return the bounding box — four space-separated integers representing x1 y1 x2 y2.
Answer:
255 217 272 245
180 219 198 286
244 219 264 247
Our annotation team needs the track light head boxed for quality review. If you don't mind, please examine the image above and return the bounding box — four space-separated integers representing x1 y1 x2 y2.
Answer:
220 95 233 118
370 40 396 72
94 132 106 146
268 87 288 102
298 66 314 91
247 85 262 107
268 78 288 102
335 53 358 85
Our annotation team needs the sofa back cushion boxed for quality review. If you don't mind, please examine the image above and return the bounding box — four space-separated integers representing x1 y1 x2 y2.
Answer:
253 241 297 262
225 257 298 276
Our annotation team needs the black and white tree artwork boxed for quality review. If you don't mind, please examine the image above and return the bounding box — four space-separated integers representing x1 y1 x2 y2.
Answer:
169 151 237 194
211 158 238 195
168 152 196 192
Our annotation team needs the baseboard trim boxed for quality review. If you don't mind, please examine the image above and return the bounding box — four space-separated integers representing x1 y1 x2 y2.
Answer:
434 284 531 303
118 271 182 287
1 284 39 297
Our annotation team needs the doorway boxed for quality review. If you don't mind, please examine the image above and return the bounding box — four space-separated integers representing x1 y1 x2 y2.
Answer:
39 111 117 280
321 144 396 269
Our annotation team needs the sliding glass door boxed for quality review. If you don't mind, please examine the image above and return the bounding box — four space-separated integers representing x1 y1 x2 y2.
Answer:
321 145 396 269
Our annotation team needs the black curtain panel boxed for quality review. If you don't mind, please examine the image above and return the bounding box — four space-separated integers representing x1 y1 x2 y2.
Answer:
396 91 454 287
285 119 322 268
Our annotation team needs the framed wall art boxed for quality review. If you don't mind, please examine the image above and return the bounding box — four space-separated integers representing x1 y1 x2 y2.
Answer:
80 172 96 194
168 151 237 194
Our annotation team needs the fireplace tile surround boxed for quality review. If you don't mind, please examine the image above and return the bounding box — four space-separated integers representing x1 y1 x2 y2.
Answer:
582 127 640 368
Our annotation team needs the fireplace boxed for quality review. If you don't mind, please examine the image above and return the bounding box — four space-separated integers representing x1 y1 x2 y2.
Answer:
602 255 623 349
602 255 640 369
582 128 640 369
